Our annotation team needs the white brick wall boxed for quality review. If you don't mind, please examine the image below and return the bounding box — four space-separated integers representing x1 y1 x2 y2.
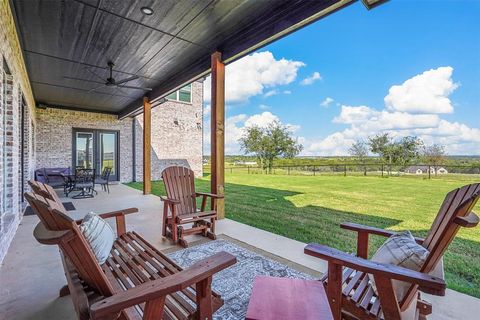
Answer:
36 81 203 183
134 81 204 180
35 108 135 182
0 0 36 265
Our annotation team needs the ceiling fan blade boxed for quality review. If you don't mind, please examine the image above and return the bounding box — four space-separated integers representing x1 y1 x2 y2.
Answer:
86 67 107 82
117 85 152 91
88 84 107 93
63 76 105 85
115 75 139 85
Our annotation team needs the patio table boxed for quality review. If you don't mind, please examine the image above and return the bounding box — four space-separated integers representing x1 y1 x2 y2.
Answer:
246 276 333 320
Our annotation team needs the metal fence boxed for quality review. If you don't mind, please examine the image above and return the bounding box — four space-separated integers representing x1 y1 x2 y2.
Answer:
210 163 480 179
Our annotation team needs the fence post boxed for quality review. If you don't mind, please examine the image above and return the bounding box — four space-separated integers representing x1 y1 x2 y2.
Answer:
344 164 347 177
288 166 290 175
313 165 316 176
381 164 384 177
248 166 250 174
364 165 367 176
428 165 431 179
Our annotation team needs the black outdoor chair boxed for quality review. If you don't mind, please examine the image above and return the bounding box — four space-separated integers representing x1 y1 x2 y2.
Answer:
70 168 96 199
96 167 112 193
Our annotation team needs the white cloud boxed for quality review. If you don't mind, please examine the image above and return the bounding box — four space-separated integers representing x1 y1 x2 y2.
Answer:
244 111 279 128
320 97 334 107
263 89 292 97
301 71 322 85
204 104 211 116
302 108 476 156
333 105 376 124
301 66 478 156
204 51 305 104
264 89 279 97
204 111 301 154
384 66 458 114
259 104 271 110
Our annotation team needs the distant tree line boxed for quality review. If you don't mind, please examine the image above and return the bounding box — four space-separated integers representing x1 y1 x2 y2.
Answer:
348 133 447 174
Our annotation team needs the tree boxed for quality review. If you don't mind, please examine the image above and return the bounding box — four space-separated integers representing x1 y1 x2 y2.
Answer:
368 133 394 168
423 144 446 175
395 136 423 167
368 134 423 174
239 121 303 173
349 140 369 175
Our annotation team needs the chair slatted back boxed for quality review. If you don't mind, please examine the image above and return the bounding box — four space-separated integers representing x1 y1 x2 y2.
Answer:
24 190 115 298
29 180 63 205
422 183 480 255
400 183 480 309
162 166 197 215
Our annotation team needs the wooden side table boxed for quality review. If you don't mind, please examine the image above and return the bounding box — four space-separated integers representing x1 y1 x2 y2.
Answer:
246 276 333 320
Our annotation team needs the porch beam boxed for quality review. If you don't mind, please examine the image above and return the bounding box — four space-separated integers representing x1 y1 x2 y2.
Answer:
143 96 151 195
210 52 225 219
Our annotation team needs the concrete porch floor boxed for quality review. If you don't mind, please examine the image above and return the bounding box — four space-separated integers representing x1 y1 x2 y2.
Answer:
0 184 478 320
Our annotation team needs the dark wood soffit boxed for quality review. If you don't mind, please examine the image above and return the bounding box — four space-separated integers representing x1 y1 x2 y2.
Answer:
118 0 355 119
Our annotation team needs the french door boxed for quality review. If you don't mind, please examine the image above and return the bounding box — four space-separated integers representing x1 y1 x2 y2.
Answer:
72 128 120 181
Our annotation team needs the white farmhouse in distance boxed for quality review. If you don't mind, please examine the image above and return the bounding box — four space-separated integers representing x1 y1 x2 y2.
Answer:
405 166 448 175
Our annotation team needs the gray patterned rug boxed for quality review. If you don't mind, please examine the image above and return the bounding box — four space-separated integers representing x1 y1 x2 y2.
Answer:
167 239 315 320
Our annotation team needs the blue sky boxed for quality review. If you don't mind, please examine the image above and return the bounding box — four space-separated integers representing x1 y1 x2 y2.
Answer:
203 0 480 156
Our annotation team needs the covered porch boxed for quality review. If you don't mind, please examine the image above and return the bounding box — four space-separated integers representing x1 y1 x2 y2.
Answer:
1 184 478 320
1 0 479 319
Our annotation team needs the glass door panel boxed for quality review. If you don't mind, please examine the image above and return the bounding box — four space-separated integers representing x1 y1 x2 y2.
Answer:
100 132 116 176
73 129 119 181
75 132 94 169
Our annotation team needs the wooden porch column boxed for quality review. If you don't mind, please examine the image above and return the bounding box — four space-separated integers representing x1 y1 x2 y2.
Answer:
143 96 151 195
210 52 225 218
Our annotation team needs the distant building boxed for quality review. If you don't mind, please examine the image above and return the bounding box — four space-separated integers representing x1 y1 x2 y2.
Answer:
405 166 448 175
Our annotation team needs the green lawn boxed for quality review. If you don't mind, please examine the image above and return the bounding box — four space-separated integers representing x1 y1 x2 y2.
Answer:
126 173 480 297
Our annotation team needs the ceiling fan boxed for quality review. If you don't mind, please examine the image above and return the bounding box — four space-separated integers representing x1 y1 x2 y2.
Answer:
64 61 152 92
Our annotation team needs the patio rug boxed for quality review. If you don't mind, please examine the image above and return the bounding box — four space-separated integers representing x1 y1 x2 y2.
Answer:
23 202 76 216
167 238 317 320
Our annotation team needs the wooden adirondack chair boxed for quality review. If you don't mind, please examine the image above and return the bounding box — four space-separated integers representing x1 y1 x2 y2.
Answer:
25 181 236 320
161 166 222 247
305 183 480 320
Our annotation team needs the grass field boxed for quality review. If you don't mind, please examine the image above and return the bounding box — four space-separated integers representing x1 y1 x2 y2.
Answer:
126 173 480 298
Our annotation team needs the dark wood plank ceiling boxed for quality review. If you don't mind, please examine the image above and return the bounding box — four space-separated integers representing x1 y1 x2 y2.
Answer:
11 0 353 118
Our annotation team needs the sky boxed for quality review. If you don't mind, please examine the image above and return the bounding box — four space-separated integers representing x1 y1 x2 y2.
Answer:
203 0 480 156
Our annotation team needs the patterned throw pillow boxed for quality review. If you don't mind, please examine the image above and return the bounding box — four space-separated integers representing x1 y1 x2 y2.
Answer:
369 231 429 301
80 212 115 265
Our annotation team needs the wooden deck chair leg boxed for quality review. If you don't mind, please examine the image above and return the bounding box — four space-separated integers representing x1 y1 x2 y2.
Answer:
210 217 216 234
172 224 179 244
59 285 70 297
196 277 214 320
162 205 168 237
327 262 343 320
207 218 216 240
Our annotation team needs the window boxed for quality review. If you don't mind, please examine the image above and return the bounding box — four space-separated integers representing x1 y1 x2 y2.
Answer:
166 84 192 103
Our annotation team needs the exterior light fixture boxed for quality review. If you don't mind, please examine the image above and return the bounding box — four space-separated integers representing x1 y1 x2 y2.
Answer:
140 6 154 15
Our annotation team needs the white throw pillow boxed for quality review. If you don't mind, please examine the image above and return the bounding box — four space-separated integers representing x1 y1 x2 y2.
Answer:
80 212 115 265
370 231 429 301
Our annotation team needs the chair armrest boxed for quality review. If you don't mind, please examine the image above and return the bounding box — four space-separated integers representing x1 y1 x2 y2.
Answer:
75 208 138 235
196 192 224 199
97 208 139 219
341 222 424 244
160 196 181 204
90 252 237 319
304 243 445 296
75 208 139 224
